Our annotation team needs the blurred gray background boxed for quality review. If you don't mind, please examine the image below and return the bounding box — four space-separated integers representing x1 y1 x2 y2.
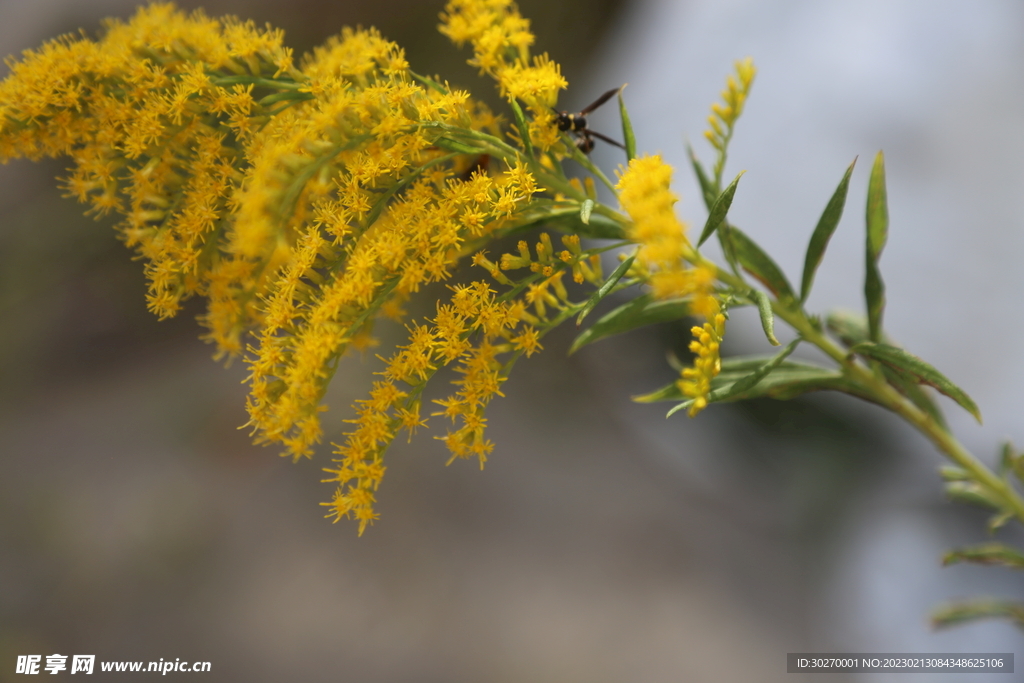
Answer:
1 1 1022 681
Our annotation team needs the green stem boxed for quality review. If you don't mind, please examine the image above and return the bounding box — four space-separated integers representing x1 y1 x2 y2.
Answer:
710 263 1024 524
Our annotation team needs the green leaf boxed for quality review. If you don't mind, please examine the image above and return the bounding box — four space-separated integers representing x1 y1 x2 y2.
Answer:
580 198 594 225
882 365 947 428
577 254 635 327
570 295 689 355
710 338 800 401
752 290 780 346
728 226 796 301
634 357 860 408
939 466 970 481
826 309 873 347
865 151 888 341
800 158 856 302
697 171 744 248
618 91 637 162
850 342 981 423
434 137 481 155
944 481 1002 510
826 311 945 426
526 209 626 240
687 143 717 210
932 600 1024 630
408 70 449 95
508 98 534 161
943 543 1024 569
364 153 457 229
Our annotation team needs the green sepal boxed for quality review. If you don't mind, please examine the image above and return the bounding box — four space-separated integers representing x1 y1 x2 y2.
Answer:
698 171 744 248
800 158 856 302
944 543 1024 569
570 295 690 355
687 143 717 210
727 226 796 301
932 600 1024 630
576 254 635 327
508 98 534 161
849 342 981 423
580 198 594 225
752 289 780 346
618 91 637 162
865 151 888 341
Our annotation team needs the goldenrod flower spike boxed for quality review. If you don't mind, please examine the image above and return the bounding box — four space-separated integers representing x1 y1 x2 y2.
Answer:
616 154 723 415
440 0 567 151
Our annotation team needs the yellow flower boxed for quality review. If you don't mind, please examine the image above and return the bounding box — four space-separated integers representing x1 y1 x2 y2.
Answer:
678 307 726 417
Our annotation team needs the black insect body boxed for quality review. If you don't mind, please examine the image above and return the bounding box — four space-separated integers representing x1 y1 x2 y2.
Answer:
554 86 626 154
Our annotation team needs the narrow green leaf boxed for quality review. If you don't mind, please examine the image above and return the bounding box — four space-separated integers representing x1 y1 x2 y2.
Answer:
826 311 945 425
939 465 970 481
932 600 1024 630
825 309 873 347
580 198 594 225
635 358 854 406
434 137 481 155
850 342 981 423
536 212 625 240
570 295 690 354
712 339 799 402
800 158 856 302
882 366 947 428
576 254 635 327
943 543 1024 569
508 98 534 161
617 91 637 162
698 171 744 247
408 70 449 95
717 223 741 274
988 510 1014 534
1000 442 1015 475
944 481 1002 510
687 143 717 210
728 226 796 301
865 151 888 341
364 153 457 229
752 290 780 346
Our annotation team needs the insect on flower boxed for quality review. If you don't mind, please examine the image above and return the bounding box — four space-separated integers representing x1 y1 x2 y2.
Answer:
553 85 626 153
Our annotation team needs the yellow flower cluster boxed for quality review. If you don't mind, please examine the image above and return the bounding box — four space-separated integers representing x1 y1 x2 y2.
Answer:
0 4 298 330
440 0 567 150
616 155 722 414
705 58 756 155
2 3 550 531
321 281 539 534
246 159 538 462
678 305 726 417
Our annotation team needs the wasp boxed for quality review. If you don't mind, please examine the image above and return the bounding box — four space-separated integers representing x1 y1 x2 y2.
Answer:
553 86 626 154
